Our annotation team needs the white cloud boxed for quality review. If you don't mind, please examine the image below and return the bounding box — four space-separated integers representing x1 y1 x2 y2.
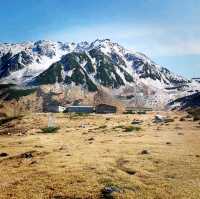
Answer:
45 23 200 57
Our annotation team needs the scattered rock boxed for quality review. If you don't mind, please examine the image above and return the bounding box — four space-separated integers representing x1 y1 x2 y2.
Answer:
185 114 192 119
20 151 33 159
29 160 37 165
166 142 172 145
46 185 55 191
178 132 184 135
175 126 182 130
0 112 7 118
154 160 160 164
0 152 8 157
153 115 167 123
101 186 121 198
52 195 67 199
165 118 175 123
141 150 149 155
180 117 186 121
124 168 136 175
34 145 44 148
88 137 94 141
79 124 86 128
153 115 174 123
131 119 143 125
58 146 67 151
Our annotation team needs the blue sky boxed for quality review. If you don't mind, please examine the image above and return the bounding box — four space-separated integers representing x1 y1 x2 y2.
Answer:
0 0 200 78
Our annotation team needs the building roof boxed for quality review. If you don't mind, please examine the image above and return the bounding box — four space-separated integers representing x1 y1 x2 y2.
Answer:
96 104 116 107
67 105 94 108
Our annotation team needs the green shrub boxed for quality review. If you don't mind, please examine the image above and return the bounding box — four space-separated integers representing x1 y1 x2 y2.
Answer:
113 125 141 132
6 88 37 100
41 126 60 133
137 111 146 114
75 112 90 117
123 110 136 114
123 126 141 132
68 112 90 119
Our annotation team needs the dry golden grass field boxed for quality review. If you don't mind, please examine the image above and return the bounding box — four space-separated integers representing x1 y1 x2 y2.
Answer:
0 111 200 199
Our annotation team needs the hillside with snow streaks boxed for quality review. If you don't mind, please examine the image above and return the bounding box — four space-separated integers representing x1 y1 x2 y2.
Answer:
0 39 187 86
0 40 76 84
0 39 199 108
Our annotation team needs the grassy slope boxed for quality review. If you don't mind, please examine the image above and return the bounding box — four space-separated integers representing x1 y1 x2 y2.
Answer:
0 112 200 198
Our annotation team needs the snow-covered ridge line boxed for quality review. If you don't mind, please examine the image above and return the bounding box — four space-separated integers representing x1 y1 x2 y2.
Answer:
0 38 190 88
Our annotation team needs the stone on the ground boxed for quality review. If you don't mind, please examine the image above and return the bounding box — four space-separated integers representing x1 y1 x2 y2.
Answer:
166 142 171 145
131 119 143 125
101 186 121 198
0 152 8 157
154 115 167 123
141 150 149 155
88 137 94 141
20 152 33 159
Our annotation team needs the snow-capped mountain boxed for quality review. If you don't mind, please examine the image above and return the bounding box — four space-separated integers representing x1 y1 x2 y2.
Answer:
0 40 76 84
0 39 199 108
0 39 200 107
0 39 188 87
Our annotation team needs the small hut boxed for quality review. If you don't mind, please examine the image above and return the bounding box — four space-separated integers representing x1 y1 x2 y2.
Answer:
95 104 117 114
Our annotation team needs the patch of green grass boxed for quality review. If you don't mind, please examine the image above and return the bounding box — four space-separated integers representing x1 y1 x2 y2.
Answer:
113 125 141 132
75 112 90 116
123 111 136 114
5 88 37 100
137 111 146 114
68 112 91 119
123 126 141 132
41 126 60 133
123 111 131 114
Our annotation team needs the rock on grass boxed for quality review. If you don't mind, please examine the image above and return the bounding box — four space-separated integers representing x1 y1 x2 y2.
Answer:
0 152 8 157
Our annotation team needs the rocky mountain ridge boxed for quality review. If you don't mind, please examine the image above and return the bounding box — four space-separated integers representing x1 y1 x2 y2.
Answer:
0 39 199 108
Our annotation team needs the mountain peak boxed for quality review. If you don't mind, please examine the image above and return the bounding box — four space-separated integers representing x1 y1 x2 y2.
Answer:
0 38 191 90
